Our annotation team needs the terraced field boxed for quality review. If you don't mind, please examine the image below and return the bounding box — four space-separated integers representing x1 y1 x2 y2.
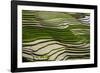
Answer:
22 10 90 62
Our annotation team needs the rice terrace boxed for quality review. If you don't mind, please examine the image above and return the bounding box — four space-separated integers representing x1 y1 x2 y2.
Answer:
22 10 90 62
